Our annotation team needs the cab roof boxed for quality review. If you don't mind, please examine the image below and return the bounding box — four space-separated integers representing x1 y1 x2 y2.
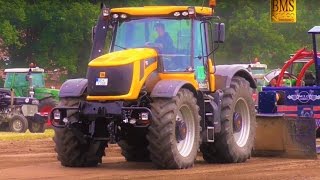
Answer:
4 68 44 73
111 6 213 17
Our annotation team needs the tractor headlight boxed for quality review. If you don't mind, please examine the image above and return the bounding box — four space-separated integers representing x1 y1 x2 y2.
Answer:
25 98 30 103
30 91 34 97
102 8 110 17
120 14 127 19
187 7 196 18
113 13 119 19
53 110 61 120
182 11 188 16
140 112 149 121
31 99 39 105
173 12 181 17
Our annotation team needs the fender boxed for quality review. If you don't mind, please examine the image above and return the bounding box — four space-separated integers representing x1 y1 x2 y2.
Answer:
214 65 257 90
150 80 197 98
59 78 88 98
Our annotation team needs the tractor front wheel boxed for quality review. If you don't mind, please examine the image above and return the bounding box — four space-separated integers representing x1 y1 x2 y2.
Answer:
53 98 107 167
9 114 28 133
29 122 45 133
147 88 201 169
118 140 150 162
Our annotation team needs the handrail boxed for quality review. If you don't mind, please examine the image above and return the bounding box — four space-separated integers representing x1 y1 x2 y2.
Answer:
276 48 312 86
296 59 314 86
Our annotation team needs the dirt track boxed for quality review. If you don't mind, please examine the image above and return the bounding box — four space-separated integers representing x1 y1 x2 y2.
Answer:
0 139 319 180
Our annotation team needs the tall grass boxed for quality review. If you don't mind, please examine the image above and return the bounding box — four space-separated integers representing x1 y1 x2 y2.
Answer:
0 129 54 141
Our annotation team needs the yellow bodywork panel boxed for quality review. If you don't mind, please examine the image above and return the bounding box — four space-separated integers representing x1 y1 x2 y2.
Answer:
159 73 199 90
208 59 216 92
88 48 157 67
87 48 158 101
87 48 200 101
111 6 213 17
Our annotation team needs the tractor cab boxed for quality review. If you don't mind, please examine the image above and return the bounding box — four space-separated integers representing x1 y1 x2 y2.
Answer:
4 67 45 97
87 5 226 101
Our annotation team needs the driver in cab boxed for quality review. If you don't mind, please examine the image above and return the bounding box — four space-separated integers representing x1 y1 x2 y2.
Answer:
147 23 174 54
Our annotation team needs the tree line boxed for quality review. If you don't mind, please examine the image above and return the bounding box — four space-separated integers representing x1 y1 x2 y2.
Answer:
0 0 319 77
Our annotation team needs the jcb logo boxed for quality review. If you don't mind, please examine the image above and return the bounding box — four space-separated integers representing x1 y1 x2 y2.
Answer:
271 0 296 23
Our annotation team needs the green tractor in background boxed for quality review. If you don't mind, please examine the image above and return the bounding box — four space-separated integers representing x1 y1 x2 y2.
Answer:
3 66 59 128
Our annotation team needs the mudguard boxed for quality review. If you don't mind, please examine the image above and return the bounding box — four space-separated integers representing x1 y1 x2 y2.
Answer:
59 78 88 98
215 65 257 89
150 80 196 98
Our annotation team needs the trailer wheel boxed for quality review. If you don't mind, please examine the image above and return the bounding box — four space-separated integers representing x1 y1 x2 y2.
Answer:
9 114 28 133
29 122 45 133
147 88 201 169
201 76 256 163
118 140 150 162
53 98 107 167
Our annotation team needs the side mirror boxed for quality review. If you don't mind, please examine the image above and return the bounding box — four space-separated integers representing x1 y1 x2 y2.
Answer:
26 69 32 81
91 26 96 42
25 74 30 81
214 23 225 43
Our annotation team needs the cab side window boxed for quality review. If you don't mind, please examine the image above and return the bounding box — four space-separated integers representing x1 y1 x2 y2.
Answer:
193 20 208 82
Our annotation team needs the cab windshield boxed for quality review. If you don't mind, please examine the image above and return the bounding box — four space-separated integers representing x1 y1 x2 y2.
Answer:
4 72 45 88
251 68 266 75
112 18 192 72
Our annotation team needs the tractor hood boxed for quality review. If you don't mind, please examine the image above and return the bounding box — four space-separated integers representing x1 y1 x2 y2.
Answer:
34 87 59 100
86 48 159 100
88 48 158 67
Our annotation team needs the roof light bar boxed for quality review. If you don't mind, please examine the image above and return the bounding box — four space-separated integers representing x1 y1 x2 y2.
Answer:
113 14 119 19
182 11 188 16
102 8 110 17
120 14 127 19
188 7 196 18
173 12 181 17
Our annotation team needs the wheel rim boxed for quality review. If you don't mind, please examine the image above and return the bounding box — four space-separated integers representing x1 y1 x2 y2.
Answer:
233 97 250 147
175 105 195 157
12 119 23 132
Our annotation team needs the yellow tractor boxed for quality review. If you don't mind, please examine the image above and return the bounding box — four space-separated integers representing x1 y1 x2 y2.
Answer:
51 1 257 169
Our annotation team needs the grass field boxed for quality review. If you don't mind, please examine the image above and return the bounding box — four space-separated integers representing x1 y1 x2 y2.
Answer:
0 129 54 141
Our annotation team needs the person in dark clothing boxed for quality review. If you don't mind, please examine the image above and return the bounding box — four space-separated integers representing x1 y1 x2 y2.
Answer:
153 23 174 54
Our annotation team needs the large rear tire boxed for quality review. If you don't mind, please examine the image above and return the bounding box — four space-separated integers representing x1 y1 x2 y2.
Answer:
39 97 57 127
53 98 107 167
39 97 57 113
200 76 256 163
147 88 201 169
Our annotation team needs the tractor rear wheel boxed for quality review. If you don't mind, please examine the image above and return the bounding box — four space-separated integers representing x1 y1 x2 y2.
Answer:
53 98 107 167
147 88 201 169
9 114 28 133
39 97 57 114
201 76 256 163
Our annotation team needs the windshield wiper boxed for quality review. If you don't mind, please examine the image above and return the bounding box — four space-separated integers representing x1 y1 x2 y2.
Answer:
114 44 127 50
